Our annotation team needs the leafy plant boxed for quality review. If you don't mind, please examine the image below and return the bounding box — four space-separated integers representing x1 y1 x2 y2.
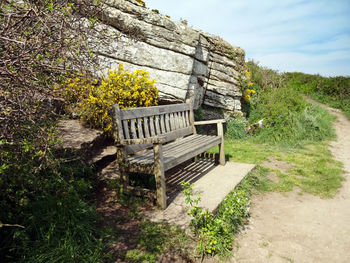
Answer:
60 63 159 133
225 118 248 140
181 181 251 258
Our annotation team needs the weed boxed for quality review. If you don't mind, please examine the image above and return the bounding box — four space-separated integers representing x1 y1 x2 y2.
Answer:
123 221 190 262
181 169 262 259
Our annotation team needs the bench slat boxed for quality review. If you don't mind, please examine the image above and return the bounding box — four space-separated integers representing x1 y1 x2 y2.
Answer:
126 134 221 171
171 113 176 131
120 103 190 120
143 117 150 138
160 114 166 134
165 114 170 133
155 115 161 135
149 117 156 137
137 118 144 139
185 111 189 126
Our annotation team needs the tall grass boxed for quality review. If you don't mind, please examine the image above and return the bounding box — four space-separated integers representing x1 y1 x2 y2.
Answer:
284 72 350 119
0 160 108 263
252 104 336 146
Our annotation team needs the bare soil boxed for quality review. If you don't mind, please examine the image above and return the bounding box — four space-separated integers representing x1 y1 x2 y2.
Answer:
231 104 350 263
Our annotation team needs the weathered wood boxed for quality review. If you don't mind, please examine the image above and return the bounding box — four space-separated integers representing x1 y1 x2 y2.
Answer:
217 121 225 165
122 120 130 139
125 144 151 155
160 114 166 134
185 111 190 126
112 105 125 141
153 143 167 209
149 117 156 137
120 104 190 120
194 119 226 125
119 136 166 145
130 119 137 139
165 114 170 132
116 146 128 186
155 115 161 135
186 99 196 134
111 101 226 210
137 118 144 139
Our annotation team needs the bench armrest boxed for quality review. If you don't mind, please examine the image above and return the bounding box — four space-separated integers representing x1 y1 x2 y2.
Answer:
194 119 226 125
118 136 166 146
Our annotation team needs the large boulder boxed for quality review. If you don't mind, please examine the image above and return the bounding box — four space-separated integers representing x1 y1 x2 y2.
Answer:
89 0 246 117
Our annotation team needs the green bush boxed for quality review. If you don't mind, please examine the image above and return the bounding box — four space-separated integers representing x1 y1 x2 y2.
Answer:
0 156 108 262
284 72 350 119
181 181 251 258
249 85 307 125
225 119 248 140
252 104 336 145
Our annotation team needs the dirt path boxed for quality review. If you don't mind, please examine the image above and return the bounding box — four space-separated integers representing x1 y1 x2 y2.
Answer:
231 104 350 263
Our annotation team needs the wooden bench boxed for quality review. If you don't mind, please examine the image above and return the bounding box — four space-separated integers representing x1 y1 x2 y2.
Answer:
111 100 225 209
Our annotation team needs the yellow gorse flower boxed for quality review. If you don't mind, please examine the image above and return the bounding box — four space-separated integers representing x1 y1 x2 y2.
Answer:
60 63 158 133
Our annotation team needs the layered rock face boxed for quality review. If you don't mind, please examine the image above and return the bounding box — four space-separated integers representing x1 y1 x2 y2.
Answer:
91 0 246 115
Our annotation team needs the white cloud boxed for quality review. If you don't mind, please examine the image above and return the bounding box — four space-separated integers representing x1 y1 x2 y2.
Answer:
146 0 350 76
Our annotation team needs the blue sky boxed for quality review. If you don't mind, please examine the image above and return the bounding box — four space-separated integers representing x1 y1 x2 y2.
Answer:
146 0 350 77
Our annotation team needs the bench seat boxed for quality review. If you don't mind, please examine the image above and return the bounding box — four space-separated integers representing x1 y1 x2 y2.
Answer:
112 100 225 209
126 134 221 171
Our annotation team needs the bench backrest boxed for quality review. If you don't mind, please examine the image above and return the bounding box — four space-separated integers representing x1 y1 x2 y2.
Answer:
112 102 195 154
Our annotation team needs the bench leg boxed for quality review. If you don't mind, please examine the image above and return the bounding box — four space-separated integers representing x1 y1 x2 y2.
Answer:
153 143 167 209
219 142 225 165
116 147 129 187
217 122 225 165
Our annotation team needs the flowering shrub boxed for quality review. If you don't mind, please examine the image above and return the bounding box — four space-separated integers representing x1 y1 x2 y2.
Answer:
61 63 158 133
241 64 256 102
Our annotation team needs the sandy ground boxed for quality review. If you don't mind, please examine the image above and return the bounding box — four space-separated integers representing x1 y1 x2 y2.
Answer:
231 104 350 263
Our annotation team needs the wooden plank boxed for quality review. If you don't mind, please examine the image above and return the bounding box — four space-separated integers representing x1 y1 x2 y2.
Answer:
130 119 137 139
149 116 156 137
160 114 166 134
155 115 161 135
164 137 221 170
185 111 190 126
143 117 150 138
187 99 196 134
120 103 190 120
169 113 175 131
127 134 200 163
125 144 151 155
122 120 130 139
174 112 180 129
194 119 226 125
153 143 167 209
162 127 193 143
111 105 124 141
179 112 184 128
137 118 144 139
128 134 221 169
217 121 225 165
165 114 170 133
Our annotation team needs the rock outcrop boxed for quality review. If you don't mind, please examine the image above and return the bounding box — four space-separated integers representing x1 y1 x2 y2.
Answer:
90 0 246 116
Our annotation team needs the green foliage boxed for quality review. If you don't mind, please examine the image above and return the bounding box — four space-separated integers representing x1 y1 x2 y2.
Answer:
249 85 307 125
251 104 336 145
284 72 350 119
60 63 158 133
181 181 251 258
124 221 189 263
244 61 339 145
0 157 108 262
222 139 344 198
225 118 248 140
